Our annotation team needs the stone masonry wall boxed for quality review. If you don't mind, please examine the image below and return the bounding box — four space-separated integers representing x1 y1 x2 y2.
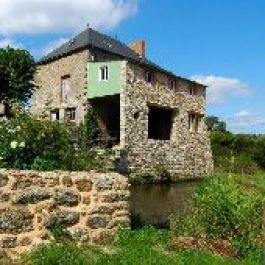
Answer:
31 50 91 124
0 170 130 256
120 62 213 180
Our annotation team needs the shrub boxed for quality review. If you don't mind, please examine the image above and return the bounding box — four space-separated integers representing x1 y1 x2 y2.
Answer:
0 113 71 170
0 113 112 171
171 176 264 257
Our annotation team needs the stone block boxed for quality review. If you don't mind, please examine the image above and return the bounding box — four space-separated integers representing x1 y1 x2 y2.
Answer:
62 175 73 187
75 179 92 192
0 174 8 187
55 189 80 207
0 208 33 234
1 236 17 248
46 211 79 228
15 188 51 204
87 216 108 229
95 178 113 190
0 192 9 203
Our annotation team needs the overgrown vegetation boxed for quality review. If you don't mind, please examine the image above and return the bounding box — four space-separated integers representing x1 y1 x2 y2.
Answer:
211 131 264 174
20 227 261 265
170 174 264 261
0 112 113 171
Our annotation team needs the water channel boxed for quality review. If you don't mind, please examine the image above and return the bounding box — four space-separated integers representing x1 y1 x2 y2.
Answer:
130 180 201 228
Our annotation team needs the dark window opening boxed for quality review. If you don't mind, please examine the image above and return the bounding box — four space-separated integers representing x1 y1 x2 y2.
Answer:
148 106 175 140
169 79 175 90
189 113 202 132
145 71 153 83
65 108 76 121
133 111 140 120
90 95 120 147
50 109 60 121
189 85 196 96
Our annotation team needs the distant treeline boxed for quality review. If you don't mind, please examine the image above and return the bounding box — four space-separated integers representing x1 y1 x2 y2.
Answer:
206 115 265 174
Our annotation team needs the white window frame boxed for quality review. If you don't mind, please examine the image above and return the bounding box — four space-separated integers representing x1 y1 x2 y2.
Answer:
99 65 109 81
50 109 60 121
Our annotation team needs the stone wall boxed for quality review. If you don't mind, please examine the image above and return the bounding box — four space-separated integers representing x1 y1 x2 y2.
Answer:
31 49 91 124
120 62 213 180
0 170 130 256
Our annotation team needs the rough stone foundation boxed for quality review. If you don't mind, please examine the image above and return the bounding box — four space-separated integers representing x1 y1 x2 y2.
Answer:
0 170 130 257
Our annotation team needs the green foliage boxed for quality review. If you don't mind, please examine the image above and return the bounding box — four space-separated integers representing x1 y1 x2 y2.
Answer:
81 108 101 148
24 242 100 265
171 176 264 258
0 113 70 170
211 131 260 174
24 227 261 265
47 224 71 243
0 47 37 115
206 116 227 132
0 113 111 171
253 135 265 168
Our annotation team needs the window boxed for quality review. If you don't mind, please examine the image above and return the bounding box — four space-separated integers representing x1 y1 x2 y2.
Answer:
148 106 175 140
61 75 71 102
145 71 153 83
169 79 175 90
65 108 76 121
189 113 202 132
99 65 109 81
50 109 60 121
189 85 196 96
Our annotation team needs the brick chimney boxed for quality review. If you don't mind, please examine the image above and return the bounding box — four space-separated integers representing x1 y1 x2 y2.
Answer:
129 40 146 57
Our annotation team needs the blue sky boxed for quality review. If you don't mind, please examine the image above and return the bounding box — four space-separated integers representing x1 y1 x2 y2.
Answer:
0 0 264 133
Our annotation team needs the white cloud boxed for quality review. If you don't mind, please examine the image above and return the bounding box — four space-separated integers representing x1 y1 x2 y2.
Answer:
190 75 251 104
234 110 250 118
227 110 265 133
0 38 22 49
0 0 138 34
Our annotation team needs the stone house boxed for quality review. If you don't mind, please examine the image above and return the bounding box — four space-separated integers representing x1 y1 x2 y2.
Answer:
31 27 213 180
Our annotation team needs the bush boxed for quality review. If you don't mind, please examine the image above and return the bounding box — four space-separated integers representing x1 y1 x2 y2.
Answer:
210 131 260 174
171 176 264 257
0 113 112 171
0 113 71 170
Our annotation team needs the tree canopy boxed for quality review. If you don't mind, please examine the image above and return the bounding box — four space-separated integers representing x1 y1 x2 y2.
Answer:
0 46 37 115
206 116 227 132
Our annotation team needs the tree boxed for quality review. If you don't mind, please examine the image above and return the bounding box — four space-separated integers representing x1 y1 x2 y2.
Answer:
0 46 37 116
206 116 227 132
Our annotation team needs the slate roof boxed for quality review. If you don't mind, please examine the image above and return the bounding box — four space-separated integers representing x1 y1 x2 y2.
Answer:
39 27 204 86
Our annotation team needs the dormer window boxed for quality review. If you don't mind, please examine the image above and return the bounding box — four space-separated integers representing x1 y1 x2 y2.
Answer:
99 65 109 81
145 71 153 83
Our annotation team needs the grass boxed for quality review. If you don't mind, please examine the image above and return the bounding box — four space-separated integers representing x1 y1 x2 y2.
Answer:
20 227 262 265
